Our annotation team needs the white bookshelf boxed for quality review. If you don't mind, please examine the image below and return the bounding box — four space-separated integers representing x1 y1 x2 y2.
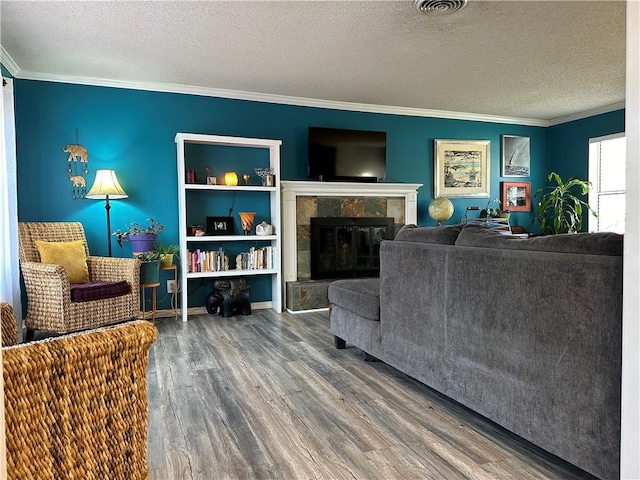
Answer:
175 133 282 321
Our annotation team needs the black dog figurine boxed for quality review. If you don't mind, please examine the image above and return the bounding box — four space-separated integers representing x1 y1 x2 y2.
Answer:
205 277 251 317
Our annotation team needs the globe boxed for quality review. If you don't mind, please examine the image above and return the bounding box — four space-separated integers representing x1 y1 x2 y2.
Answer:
428 196 454 224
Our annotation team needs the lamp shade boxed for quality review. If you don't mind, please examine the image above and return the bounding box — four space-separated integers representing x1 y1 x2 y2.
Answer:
224 172 238 186
86 170 128 199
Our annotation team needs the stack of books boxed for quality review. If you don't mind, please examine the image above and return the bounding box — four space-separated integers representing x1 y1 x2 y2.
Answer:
237 246 275 270
188 247 227 272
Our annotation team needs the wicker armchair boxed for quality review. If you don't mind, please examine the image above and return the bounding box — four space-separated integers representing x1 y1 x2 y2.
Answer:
1 302 157 480
18 222 140 339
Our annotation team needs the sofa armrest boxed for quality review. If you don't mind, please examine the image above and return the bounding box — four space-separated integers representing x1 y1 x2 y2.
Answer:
87 256 141 285
2 320 157 479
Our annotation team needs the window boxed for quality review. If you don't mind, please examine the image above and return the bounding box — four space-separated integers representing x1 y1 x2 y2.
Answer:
589 133 626 234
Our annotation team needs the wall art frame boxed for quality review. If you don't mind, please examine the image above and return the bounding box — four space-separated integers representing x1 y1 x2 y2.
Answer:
206 216 235 236
501 181 531 212
502 135 531 177
434 139 490 198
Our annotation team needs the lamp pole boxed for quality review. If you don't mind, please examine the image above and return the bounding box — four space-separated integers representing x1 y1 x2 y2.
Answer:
105 195 112 257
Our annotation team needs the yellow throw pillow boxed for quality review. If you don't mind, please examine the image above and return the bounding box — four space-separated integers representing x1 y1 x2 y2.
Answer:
35 240 89 284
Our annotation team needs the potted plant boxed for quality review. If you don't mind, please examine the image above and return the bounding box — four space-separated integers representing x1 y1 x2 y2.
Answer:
113 218 165 253
135 250 163 285
534 172 596 234
479 199 509 220
154 243 180 268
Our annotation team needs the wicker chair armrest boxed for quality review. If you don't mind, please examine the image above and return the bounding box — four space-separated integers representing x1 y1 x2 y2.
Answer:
1 302 19 346
19 262 71 325
2 320 157 479
87 256 141 284
20 261 71 295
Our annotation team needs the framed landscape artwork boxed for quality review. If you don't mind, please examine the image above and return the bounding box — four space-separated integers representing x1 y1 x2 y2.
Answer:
501 181 531 212
434 139 490 198
502 135 530 177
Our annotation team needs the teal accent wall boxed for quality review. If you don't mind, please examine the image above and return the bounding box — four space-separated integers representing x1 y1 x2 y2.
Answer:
546 109 625 231
547 109 625 181
13 79 618 306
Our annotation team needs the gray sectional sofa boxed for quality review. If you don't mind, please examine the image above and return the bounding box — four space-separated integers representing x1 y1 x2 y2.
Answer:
329 224 623 480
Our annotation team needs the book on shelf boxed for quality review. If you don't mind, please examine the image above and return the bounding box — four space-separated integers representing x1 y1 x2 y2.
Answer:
188 247 227 273
237 246 275 270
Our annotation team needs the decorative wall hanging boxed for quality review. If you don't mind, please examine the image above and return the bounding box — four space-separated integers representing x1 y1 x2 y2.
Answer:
434 139 490 198
63 129 89 199
501 181 531 212
502 135 531 177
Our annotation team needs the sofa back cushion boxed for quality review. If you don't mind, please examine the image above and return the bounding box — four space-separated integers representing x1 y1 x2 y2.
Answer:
394 224 462 245
455 225 623 256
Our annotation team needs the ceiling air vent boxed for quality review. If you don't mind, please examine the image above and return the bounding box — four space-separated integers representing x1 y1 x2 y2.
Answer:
414 0 468 15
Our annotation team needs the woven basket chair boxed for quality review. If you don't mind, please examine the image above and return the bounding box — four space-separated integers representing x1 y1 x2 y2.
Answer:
18 222 141 339
1 302 157 480
1 302 19 346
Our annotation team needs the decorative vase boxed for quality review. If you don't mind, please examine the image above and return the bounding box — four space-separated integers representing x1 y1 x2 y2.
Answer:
127 234 158 254
139 260 161 285
238 212 256 236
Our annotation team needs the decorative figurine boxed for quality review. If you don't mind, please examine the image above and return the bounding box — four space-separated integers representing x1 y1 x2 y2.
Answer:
205 278 251 317
256 221 273 236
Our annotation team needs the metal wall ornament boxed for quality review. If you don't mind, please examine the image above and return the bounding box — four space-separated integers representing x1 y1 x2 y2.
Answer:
64 130 89 199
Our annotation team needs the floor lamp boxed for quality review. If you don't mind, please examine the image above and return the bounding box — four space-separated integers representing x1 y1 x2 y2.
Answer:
86 170 128 256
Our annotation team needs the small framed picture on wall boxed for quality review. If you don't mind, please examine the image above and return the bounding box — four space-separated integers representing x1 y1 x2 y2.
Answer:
501 181 531 212
502 135 530 177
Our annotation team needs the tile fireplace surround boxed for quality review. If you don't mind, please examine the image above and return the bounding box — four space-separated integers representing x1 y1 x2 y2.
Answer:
281 181 422 311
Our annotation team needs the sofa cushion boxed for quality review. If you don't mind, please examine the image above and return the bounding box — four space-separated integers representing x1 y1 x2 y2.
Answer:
455 225 623 256
328 278 380 321
394 224 462 245
70 281 131 302
36 239 89 283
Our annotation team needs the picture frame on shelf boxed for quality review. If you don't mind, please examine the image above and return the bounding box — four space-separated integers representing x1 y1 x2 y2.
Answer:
434 139 490 198
206 216 235 236
501 181 531 212
502 135 530 177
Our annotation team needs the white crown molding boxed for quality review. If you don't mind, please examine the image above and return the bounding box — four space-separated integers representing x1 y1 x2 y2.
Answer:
6 68 626 128
0 46 20 77
13 69 551 127
548 101 626 126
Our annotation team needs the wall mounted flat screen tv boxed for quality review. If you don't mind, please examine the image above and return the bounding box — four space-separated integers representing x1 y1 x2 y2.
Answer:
308 127 386 182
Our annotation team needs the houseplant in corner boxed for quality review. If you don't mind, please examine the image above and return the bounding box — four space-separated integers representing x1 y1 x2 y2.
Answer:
534 172 596 234
154 243 180 268
135 250 163 285
113 218 165 254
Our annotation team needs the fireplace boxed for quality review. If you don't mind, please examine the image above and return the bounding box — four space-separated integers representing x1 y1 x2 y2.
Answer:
310 217 394 279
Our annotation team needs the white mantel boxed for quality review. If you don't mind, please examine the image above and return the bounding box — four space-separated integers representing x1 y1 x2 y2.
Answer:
280 181 422 286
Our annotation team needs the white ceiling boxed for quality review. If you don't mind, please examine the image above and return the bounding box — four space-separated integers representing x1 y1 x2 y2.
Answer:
0 0 626 126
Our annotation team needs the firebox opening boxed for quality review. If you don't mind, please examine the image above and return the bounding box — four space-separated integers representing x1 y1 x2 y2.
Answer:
310 217 394 280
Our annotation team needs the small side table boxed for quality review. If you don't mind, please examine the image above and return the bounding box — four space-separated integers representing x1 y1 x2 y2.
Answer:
141 282 160 321
160 264 179 319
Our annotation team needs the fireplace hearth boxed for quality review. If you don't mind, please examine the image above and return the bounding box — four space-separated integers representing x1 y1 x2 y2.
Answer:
310 217 394 279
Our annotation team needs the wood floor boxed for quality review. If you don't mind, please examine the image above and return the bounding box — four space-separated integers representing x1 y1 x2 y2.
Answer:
146 309 594 480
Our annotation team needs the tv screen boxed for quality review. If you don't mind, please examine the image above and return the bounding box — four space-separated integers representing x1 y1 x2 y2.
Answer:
308 127 386 182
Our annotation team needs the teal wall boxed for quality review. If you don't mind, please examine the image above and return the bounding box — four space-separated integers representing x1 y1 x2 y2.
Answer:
12 78 620 306
547 109 625 231
547 109 625 181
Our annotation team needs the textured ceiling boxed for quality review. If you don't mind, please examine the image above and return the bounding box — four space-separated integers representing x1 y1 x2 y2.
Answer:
0 0 626 124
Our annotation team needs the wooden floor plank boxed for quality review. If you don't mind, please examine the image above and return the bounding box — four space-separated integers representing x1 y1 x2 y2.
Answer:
146 310 594 480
